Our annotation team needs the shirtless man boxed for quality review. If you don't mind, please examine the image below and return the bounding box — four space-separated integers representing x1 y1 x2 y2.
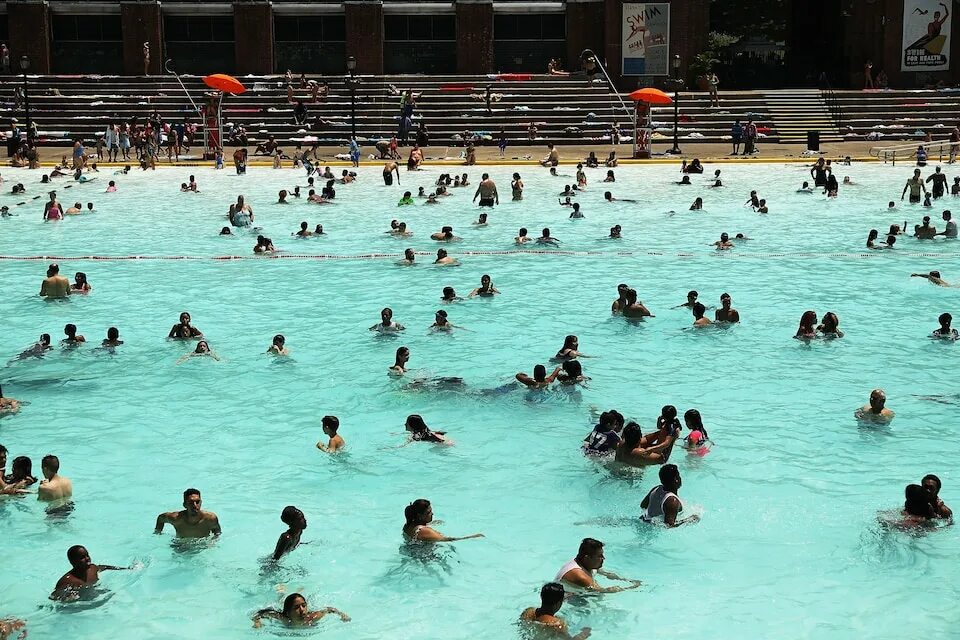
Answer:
554 538 641 593
520 583 591 640
472 173 499 207
911 270 949 286
370 307 405 333
65 202 82 215
383 161 400 186
714 293 740 323
39 263 70 298
902 168 927 203
51 545 128 601
855 388 895 423
540 143 560 167
316 415 344 453
154 488 222 538
37 455 72 502
692 302 712 327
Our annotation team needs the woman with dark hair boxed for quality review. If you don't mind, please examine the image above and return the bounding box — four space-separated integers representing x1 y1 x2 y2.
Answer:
252 593 349 628
556 359 589 386
553 335 592 361
902 484 937 523
0 384 20 415
389 346 409 376
272 506 307 560
4 456 37 487
637 406 682 464
71 272 91 293
404 415 447 444
795 310 817 340
402 498 483 542
817 312 844 339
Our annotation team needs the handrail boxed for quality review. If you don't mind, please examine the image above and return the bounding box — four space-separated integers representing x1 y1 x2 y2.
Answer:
580 49 636 155
818 77 843 129
869 138 955 165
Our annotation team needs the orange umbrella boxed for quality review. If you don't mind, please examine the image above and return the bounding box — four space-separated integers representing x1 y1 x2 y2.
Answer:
628 88 672 104
203 74 246 95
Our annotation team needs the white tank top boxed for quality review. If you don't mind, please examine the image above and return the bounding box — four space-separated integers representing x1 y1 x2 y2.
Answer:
642 485 678 521
554 558 592 583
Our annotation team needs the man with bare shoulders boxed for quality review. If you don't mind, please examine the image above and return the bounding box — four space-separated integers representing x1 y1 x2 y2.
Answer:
473 173 498 207
38 455 72 502
40 263 70 298
540 143 560 167
155 488 222 538
555 538 641 593
383 161 400 186
520 583 591 640
52 545 128 601
714 293 740 323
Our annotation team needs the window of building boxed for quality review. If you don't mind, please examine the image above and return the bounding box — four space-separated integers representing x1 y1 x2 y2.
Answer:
273 15 346 74
51 14 123 74
493 13 566 71
384 15 455 41
164 15 235 73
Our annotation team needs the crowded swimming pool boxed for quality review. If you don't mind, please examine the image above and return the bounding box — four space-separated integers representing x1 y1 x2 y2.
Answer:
1 160 958 638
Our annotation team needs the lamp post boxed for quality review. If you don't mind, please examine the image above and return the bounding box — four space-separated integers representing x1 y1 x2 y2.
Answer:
19 55 32 149
346 55 357 140
669 54 681 155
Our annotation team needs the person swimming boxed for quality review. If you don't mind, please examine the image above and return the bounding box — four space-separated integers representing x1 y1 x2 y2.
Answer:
267 334 289 355
316 415 345 453
252 593 349 628
402 498 483 541
553 335 591 360
370 307 405 333
176 340 220 363
855 388 894 422
516 364 560 388
817 312 844 338
169 312 202 339
469 274 500 297
556 359 589 386
640 464 699 527
931 312 959 339
519 583 591 640
430 309 462 331
271 506 307 560
389 346 409 375
404 415 447 444
441 286 463 303
795 310 817 340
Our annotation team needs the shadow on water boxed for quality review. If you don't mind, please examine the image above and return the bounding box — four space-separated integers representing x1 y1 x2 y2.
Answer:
44 499 75 521
379 541 457 582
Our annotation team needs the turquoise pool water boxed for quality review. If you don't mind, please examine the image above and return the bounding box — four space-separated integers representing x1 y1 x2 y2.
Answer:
1 161 959 639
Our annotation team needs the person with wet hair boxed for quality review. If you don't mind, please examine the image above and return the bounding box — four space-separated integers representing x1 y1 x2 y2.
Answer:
272 506 307 560
519 582 591 640
252 593 350 628
402 498 483 542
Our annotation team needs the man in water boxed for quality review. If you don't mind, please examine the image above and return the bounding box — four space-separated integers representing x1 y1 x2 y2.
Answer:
316 415 345 452
555 538 641 593
37 455 72 502
383 161 400 186
154 488 222 538
938 210 957 238
472 173 498 207
675 290 699 309
519 583 590 640
39 263 70 298
641 464 698 527
926 166 948 198
370 307 405 333
911 270 949 286
921 474 952 518
902 168 927 203
51 545 128 601
855 388 895 423
715 293 740 323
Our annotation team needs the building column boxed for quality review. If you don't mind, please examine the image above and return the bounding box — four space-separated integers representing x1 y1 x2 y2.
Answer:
566 0 604 71
456 0 494 74
121 1 163 75
234 3 274 74
8 1 52 74
345 1 383 74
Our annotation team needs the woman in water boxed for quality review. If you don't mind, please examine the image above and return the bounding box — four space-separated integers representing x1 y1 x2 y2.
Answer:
516 364 561 388
469 274 500 297
272 506 307 560
817 312 844 338
429 310 462 332
252 593 349 628
553 335 591 360
404 414 447 444
177 340 220 363
866 229 880 249
0 384 20 415
795 310 817 340
4 456 37 487
169 312 203 339
556 360 589 386
682 408 711 454
440 287 463 303
511 173 524 200
267 334 289 355
402 498 484 542
637 405 682 463
389 346 410 375
71 272 91 293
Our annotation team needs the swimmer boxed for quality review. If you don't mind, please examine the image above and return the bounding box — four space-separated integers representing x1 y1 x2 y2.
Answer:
399 248 416 265
441 286 464 303
757 199 769 214
637 405 682 463
641 464 699 527
316 415 345 453
0 206 10 217
712 232 733 250
389 346 409 375
430 309 462 331
392 222 411 237
931 312 959 339
404 415 448 445
714 293 740 322
253 236 276 254
559 196 573 207
469 274 500 297
519 583 591 640
621 288 653 318
888 201 896 209
277 190 288 204
177 340 220 363
65 201 82 215
40 263 70 298
690 197 703 210
219 226 232 235
402 498 482 541
339 169 355 184
416 187 426 198
101 327 123 347
536 227 560 245
511 173 524 200
921 474 952 518
576 163 587 187
0 384 20 415
515 227 531 244
915 216 937 238
817 311 844 338
272 506 307 560
267 334 289 355
939 210 957 237
558 185 577 198
473 173 499 207
516 364 561 388
676 175 691 185
383 161 401 186
692 302 712 327
370 307 405 333
866 229 881 249
252 593 349 628
883 234 897 249
155 488 222 538
554 538 641 593
86 202 94 212
554 335 591 360
745 190 760 208
37 455 72 502
609 225 622 239
169 312 203 339
611 283 629 313
583 410 624 455
51 545 129 601
795 310 817 340
682 409 711 452
434 249 458 265
603 170 615 183
604 191 636 203
295 221 313 237
855 388 895 422
15 334 52 360
556 359 589 386
460 173 470 187
569 203 584 218
0 618 25 639
431 226 460 241
425 193 440 204
398 191 414 206
474 213 488 226
62 323 86 345
71 272 91 293
674 290 699 309
314 224 325 235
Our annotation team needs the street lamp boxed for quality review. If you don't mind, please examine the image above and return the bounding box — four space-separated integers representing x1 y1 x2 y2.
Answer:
19 55 32 149
346 55 358 140
669 54 681 155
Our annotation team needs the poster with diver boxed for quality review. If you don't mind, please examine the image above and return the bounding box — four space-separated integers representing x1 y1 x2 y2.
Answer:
902 0 951 71
621 3 670 76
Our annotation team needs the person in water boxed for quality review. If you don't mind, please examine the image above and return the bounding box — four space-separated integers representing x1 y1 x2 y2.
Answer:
51 545 129 601
795 310 817 340
817 312 844 338
429 309 463 332
404 414 447 444
583 410 624 456
371 307 405 333
101 327 123 348
554 538 641 593
441 286 463 303
62 323 86 345
402 498 483 542
169 312 202 339
40 263 70 298
931 312 959 339
252 593 350 628
469 274 500 297
267 334 289 355
516 364 561 388
154 488 222 538
316 415 345 452
177 340 219 363
389 346 409 375
900 484 938 527
272 506 307 560
855 388 895 423
692 303 712 327
682 409 711 453
37 454 73 502
71 272 91 293
715 293 739 323
434 248 458 265
921 474 952 518
641 464 699 527
911 270 950 287
554 335 591 360
519 583 591 640
0 384 21 416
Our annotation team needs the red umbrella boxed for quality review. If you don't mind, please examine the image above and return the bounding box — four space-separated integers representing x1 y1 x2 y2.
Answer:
203 74 246 95
628 88 672 104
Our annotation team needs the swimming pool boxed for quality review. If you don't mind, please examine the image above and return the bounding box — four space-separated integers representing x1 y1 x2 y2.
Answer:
1 160 959 639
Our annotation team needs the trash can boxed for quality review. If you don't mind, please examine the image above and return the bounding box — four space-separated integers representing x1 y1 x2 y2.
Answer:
806 130 820 151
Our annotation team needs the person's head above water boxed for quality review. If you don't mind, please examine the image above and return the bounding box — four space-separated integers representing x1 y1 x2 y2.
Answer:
280 505 307 530
404 498 432 525
537 583 566 615
575 537 605 570
904 484 935 519
659 463 682 492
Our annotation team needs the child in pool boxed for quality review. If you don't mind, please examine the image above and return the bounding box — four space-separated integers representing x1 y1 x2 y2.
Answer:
682 409 711 456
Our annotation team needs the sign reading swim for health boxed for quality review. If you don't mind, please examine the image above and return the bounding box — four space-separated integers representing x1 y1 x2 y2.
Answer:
902 0 951 71
621 3 670 76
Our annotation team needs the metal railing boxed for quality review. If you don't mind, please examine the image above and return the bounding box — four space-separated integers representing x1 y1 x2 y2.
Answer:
819 77 843 129
869 138 956 165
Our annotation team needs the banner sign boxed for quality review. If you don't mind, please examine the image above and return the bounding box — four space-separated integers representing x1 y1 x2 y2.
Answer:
902 0 951 71
621 3 670 76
